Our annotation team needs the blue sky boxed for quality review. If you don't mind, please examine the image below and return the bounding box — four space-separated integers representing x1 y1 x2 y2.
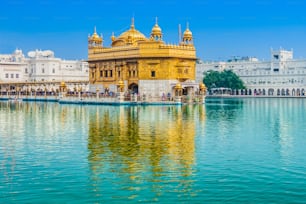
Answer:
0 0 305 61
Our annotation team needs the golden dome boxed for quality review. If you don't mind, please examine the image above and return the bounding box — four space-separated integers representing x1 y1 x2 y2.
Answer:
152 24 162 35
183 23 193 42
183 28 192 39
112 18 148 46
118 29 146 40
151 17 162 36
150 17 163 41
89 26 102 43
92 32 100 40
117 80 124 87
199 83 206 90
175 83 182 90
60 81 66 87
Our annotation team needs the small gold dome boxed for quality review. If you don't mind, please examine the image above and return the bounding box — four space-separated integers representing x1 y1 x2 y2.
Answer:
182 23 193 42
151 22 162 35
92 32 100 40
199 83 206 90
151 17 162 41
60 81 66 87
175 83 182 90
117 80 124 87
183 28 192 39
89 27 102 43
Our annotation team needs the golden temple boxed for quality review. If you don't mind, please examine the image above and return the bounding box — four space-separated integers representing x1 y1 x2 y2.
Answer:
87 18 200 100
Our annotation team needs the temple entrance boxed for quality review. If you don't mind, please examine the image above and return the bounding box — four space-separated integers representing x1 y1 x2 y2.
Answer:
128 83 138 94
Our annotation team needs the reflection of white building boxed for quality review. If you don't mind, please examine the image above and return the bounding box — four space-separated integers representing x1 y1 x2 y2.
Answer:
0 49 89 83
196 49 306 96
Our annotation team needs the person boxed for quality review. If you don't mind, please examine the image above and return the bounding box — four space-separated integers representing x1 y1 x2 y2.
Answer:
167 92 171 101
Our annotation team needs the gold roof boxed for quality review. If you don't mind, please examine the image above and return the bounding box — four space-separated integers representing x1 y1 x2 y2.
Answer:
112 18 148 46
117 28 146 40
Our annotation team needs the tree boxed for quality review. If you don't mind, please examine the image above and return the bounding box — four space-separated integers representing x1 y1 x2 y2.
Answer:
203 70 245 90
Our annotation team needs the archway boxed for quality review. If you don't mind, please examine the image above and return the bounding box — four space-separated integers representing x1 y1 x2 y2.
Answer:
281 89 285 96
268 88 274 96
297 89 300 96
292 89 295 96
128 83 138 94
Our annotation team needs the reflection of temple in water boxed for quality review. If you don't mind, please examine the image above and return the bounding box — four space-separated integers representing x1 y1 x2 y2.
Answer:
87 105 206 199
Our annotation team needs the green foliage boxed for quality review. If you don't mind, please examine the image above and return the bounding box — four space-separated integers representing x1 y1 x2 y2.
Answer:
203 70 246 90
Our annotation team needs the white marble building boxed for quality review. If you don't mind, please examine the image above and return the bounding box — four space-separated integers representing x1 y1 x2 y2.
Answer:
0 49 28 82
27 50 89 82
0 49 89 83
196 49 306 96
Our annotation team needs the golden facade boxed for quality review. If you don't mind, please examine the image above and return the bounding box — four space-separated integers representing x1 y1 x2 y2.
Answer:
88 18 197 95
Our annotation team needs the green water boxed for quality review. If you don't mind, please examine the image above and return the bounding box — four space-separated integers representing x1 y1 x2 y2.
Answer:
1 98 306 203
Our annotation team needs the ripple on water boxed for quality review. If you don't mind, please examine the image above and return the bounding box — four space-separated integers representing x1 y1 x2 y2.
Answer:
1 100 306 203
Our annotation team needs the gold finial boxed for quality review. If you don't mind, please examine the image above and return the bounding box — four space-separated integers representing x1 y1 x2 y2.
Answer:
155 16 158 25
186 22 189 29
131 17 135 29
111 32 115 41
94 26 97 34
